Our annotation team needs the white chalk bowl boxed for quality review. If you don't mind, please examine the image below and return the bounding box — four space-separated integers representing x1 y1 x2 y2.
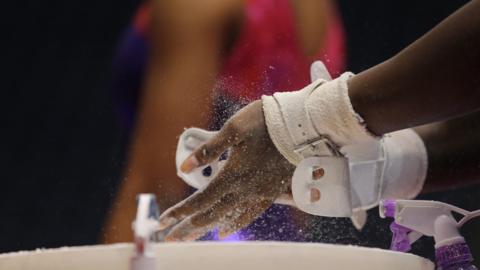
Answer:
0 241 434 270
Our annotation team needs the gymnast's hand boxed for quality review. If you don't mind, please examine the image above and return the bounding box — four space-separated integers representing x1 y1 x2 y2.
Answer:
157 100 295 241
157 0 480 240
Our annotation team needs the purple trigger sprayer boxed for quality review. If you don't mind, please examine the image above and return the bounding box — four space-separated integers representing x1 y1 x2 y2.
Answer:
379 199 480 270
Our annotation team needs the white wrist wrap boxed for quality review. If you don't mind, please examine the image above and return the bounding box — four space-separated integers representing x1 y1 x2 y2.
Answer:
262 72 378 165
380 129 428 200
346 128 428 211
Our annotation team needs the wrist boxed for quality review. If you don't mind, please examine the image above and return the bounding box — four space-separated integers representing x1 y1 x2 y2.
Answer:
262 72 379 165
305 72 379 146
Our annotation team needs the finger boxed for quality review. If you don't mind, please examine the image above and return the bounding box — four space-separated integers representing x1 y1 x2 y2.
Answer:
163 216 205 242
158 186 228 230
181 122 240 173
158 165 238 230
218 198 274 239
275 193 296 207
189 193 238 227
164 193 242 242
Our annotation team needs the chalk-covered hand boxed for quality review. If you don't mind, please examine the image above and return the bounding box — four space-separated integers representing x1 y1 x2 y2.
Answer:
158 64 429 240
158 100 295 241
158 71 377 241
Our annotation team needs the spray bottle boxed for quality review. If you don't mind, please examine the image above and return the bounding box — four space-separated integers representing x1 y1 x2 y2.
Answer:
130 194 160 270
379 199 480 270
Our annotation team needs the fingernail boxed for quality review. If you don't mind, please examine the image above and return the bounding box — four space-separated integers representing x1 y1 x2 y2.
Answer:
164 234 177 242
183 232 202 242
181 156 200 173
158 216 177 230
218 230 231 240
164 228 201 242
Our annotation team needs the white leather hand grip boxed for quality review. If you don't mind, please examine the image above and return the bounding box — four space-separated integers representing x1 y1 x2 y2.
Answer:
175 128 226 189
291 156 352 217
175 128 353 218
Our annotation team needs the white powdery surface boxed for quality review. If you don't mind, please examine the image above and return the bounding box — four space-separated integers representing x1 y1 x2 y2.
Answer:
0 241 434 270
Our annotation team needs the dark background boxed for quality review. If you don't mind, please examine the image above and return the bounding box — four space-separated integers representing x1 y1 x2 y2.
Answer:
1 0 478 264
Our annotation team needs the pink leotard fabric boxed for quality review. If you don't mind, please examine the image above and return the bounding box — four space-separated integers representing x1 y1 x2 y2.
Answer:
215 0 345 102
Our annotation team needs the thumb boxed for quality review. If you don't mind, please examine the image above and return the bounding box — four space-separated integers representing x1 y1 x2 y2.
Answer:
180 122 240 173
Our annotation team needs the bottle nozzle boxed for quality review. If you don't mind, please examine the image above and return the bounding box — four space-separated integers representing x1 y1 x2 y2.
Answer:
380 199 396 218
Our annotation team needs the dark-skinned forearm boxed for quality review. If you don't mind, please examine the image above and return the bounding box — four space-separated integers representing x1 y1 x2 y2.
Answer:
349 0 480 135
415 112 480 193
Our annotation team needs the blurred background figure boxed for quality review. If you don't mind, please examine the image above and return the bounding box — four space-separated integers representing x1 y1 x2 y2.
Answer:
2 0 478 264
104 0 345 243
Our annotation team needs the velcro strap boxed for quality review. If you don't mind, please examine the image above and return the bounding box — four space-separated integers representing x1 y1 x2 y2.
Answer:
272 79 337 158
